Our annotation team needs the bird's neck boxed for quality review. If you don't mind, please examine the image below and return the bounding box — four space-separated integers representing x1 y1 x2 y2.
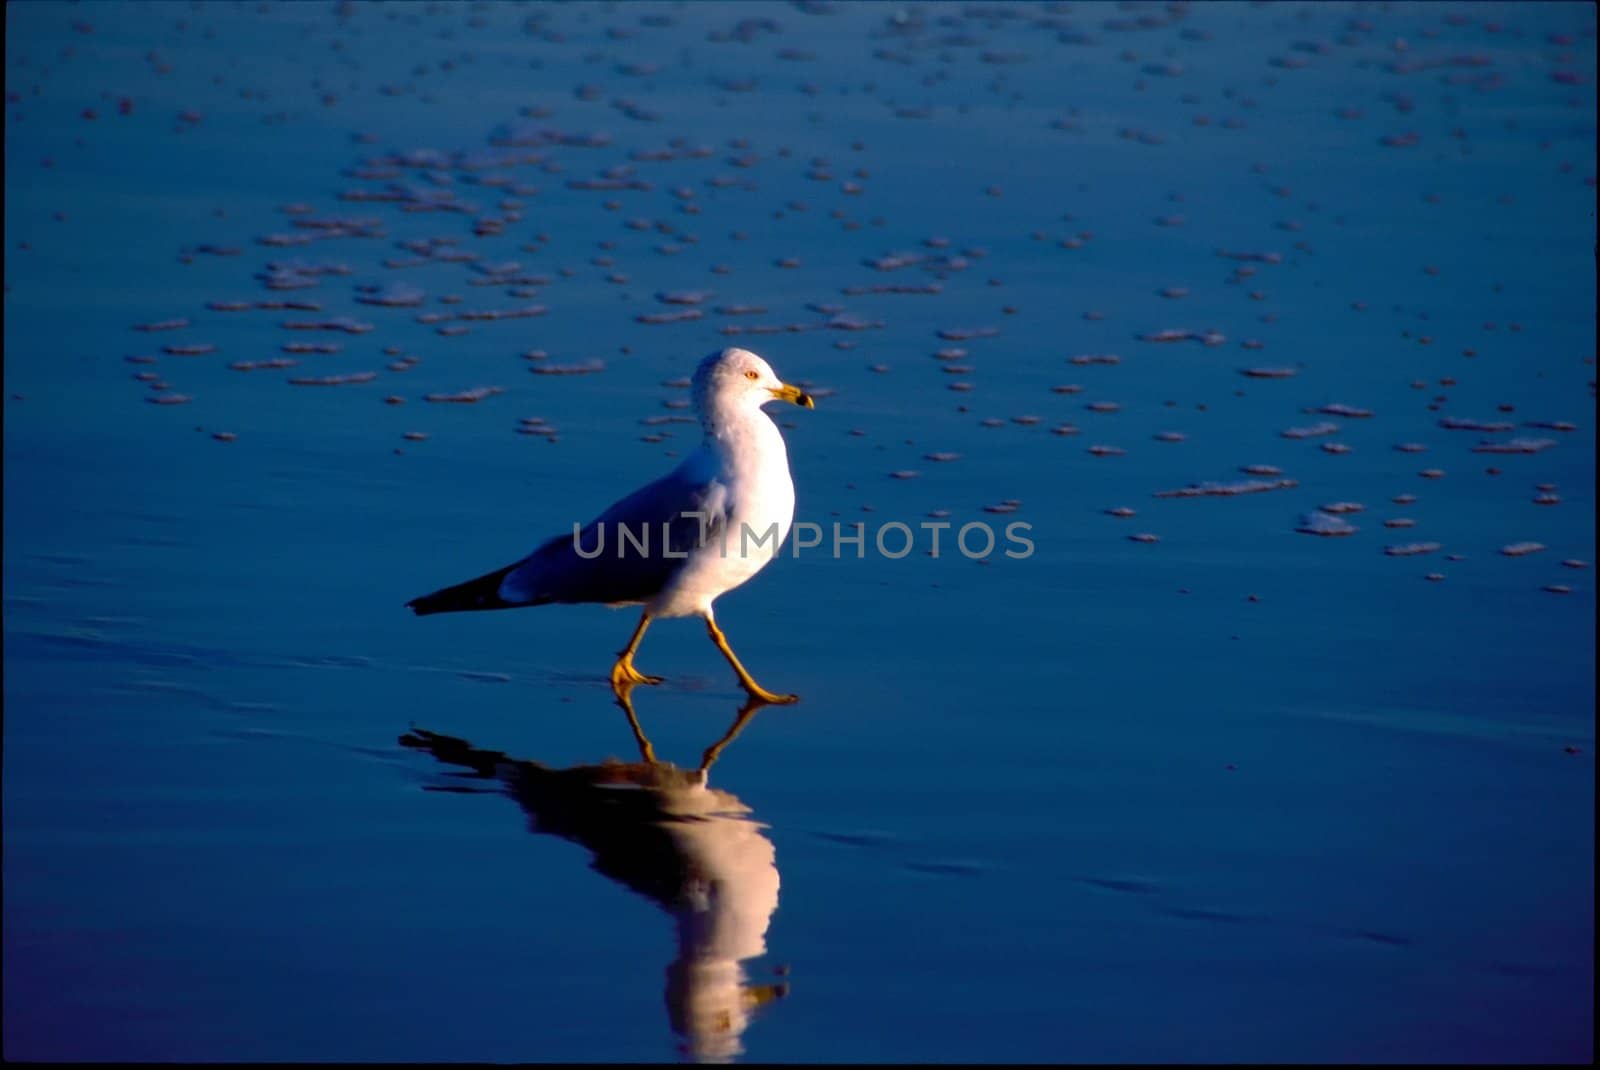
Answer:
702 404 784 462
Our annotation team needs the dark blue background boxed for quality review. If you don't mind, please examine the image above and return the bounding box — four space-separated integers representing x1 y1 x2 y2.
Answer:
5 1 1593 1061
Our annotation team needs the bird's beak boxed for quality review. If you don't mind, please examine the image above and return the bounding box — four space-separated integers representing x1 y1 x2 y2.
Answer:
770 383 815 409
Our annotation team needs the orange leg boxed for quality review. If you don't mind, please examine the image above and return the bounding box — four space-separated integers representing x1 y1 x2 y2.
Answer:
704 616 798 705
610 611 664 690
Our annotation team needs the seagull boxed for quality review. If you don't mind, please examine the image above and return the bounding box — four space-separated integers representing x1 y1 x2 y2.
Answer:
407 347 816 704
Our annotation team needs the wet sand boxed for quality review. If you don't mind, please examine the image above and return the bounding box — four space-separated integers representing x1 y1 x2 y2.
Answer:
3 2 1593 1062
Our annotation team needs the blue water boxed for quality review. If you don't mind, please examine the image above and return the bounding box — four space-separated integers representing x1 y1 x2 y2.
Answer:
5 1 1593 1062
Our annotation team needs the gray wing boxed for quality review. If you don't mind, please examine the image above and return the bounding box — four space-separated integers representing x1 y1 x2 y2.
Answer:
499 461 731 607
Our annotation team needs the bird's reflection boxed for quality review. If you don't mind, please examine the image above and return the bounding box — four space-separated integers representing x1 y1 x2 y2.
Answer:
399 683 787 1063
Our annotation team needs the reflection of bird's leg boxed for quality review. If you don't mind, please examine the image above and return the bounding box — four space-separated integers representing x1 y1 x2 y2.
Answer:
699 695 771 773
610 610 665 689
703 616 799 705
611 680 659 764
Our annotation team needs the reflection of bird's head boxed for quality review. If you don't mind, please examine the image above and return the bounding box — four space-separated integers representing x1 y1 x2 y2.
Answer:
667 959 789 1064
651 775 781 1063
399 693 786 1063
507 759 782 1064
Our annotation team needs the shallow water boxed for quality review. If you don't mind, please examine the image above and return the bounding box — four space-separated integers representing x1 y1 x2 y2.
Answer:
4 1 1594 1062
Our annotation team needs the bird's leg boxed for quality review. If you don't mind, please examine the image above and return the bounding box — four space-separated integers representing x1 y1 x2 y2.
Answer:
610 611 664 689
704 616 799 705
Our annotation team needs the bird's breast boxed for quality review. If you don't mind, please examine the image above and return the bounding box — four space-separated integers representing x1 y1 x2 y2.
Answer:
717 420 796 548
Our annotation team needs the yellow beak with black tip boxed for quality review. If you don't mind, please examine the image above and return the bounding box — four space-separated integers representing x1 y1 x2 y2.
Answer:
770 383 815 409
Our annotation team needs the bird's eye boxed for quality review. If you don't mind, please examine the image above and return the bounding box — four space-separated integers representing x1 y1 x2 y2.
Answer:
744 370 759 380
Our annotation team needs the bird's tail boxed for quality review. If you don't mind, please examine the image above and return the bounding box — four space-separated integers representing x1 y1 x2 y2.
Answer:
406 563 521 616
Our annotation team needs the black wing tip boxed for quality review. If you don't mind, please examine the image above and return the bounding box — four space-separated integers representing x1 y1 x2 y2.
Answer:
405 563 523 616
406 591 450 616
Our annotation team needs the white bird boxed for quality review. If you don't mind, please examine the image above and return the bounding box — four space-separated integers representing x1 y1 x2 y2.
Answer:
407 347 815 703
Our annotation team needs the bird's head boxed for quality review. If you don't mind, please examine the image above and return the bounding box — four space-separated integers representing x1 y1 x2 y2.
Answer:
692 347 815 420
